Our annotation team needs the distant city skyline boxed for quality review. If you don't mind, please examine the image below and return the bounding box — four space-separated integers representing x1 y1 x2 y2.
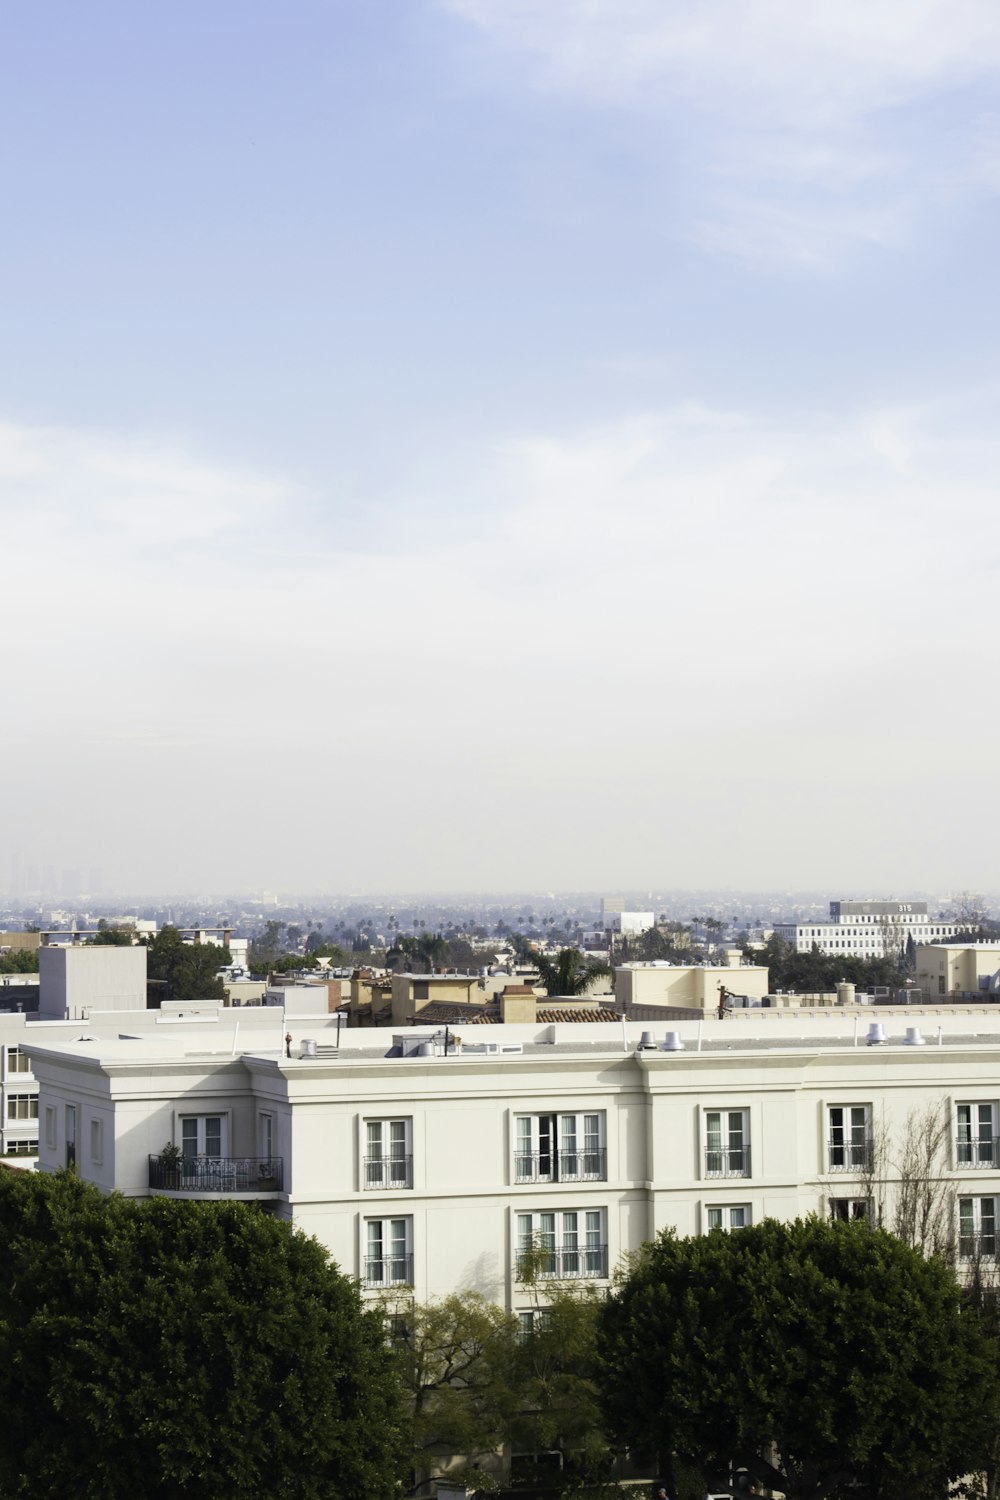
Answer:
2 2 998 891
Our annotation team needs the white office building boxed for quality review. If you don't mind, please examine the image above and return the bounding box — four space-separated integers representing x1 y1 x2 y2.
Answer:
775 900 959 957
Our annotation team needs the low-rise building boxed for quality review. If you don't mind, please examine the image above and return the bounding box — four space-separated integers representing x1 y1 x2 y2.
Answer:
775 899 959 956
916 943 1000 998
23 1007 1000 1308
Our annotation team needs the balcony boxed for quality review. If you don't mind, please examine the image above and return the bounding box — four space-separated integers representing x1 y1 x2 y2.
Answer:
705 1146 751 1178
148 1155 283 1195
515 1246 609 1280
364 1155 413 1189
827 1139 874 1173
959 1232 998 1262
515 1149 607 1184
364 1254 414 1287
957 1138 1000 1169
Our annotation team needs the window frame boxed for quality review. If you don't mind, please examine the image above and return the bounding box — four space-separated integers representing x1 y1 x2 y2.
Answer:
705 1203 751 1231
363 1117 413 1190
364 1216 413 1286
515 1208 608 1280
827 1103 873 1172
703 1108 751 1178
959 1195 998 1261
6 1093 38 1121
956 1102 999 1168
514 1111 607 1184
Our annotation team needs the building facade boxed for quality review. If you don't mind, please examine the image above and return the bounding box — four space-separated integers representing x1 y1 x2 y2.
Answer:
24 1009 1000 1309
775 900 959 957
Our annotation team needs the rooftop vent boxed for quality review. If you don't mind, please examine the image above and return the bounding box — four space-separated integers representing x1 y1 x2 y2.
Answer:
662 1030 686 1051
866 1022 887 1046
903 1026 926 1046
300 1038 317 1058
637 1030 658 1051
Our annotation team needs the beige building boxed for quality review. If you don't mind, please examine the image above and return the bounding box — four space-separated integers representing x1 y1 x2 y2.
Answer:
390 972 483 1025
916 943 1000 999
615 961 770 1014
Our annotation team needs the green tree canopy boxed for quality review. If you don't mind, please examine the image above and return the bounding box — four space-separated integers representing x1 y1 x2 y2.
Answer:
534 948 611 998
599 1218 998 1499
0 1171 406 1500
146 924 229 1002
0 947 39 974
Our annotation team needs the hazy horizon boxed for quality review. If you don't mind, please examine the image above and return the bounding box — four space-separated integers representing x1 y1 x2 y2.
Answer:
3 2 999 893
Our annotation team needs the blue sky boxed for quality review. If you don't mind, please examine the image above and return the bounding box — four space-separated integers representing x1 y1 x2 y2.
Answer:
2 1 999 895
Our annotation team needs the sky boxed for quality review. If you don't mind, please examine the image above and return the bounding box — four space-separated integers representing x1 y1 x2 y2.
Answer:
2 0 999 897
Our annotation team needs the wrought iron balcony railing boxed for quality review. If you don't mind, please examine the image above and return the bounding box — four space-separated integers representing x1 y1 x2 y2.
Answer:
515 1245 609 1280
827 1139 874 1172
514 1148 607 1183
957 1137 1000 1168
149 1155 283 1192
364 1254 414 1286
363 1155 413 1189
959 1231 998 1262
705 1145 751 1178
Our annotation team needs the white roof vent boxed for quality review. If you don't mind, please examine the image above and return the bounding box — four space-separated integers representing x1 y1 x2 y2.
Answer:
903 1026 926 1046
300 1038 317 1058
637 1030 658 1051
866 1022 887 1046
662 1030 685 1052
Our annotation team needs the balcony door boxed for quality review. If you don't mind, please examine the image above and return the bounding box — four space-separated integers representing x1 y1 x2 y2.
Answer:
181 1115 225 1161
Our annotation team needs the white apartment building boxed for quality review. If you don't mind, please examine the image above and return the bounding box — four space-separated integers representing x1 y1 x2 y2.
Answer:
775 900 959 957
23 1009 1000 1307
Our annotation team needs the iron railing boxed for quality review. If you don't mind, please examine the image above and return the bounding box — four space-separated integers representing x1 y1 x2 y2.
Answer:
515 1245 609 1280
149 1155 283 1192
364 1254 414 1286
705 1145 751 1178
959 1231 998 1262
363 1155 413 1189
957 1137 1000 1168
827 1139 874 1172
514 1149 607 1183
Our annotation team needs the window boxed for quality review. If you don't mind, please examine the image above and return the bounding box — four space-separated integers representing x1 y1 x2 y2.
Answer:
830 1197 871 1223
90 1118 103 1166
44 1105 56 1150
704 1109 750 1177
6 1047 29 1074
259 1112 274 1162
65 1103 76 1169
828 1105 872 1171
515 1113 606 1183
365 1118 413 1189
515 1210 608 1279
6 1094 38 1120
5 1138 37 1155
959 1197 998 1260
180 1114 225 1159
517 1308 553 1340
364 1217 413 1285
706 1204 750 1231
957 1104 998 1168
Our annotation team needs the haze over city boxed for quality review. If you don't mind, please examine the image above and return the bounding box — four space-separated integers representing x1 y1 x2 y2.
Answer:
3 2 999 894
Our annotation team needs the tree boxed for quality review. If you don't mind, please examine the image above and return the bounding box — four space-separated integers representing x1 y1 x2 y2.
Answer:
0 1171 407 1499
90 921 134 946
395 1292 520 1495
146 924 229 1003
599 1218 998 1499
0 947 39 974
511 1284 610 1490
534 948 612 998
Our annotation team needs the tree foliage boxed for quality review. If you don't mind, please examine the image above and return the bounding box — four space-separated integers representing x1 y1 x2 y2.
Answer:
146 924 229 1002
0 947 39 974
599 1218 998 1499
749 934 908 993
0 1171 406 1500
534 948 612 998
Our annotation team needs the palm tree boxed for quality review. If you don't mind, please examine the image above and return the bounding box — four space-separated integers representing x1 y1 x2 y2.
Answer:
534 947 612 998
418 932 448 973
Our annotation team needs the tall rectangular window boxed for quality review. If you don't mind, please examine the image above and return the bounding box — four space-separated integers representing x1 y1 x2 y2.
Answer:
828 1105 872 1171
365 1118 413 1189
704 1110 750 1177
957 1104 998 1168
90 1118 103 1166
515 1209 607 1279
514 1113 606 1183
5 1047 30 1074
364 1217 412 1285
959 1197 998 1260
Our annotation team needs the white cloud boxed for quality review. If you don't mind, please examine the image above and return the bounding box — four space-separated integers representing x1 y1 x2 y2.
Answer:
440 0 1000 267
